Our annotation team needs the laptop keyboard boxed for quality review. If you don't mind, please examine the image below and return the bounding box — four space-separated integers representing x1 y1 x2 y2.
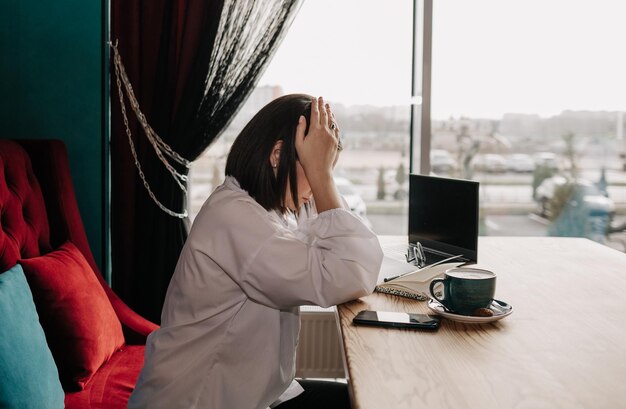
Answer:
380 242 408 261
423 250 449 265
381 242 456 267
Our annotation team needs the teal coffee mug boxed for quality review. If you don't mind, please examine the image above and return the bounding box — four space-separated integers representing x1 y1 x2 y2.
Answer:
429 268 496 315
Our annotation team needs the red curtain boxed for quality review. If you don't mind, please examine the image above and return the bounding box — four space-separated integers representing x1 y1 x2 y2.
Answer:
110 0 223 322
110 0 301 323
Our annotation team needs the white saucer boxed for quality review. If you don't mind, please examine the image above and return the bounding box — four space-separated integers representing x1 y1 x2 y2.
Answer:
427 299 513 324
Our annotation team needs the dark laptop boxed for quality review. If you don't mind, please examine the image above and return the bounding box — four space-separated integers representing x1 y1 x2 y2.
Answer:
408 174 479 265
379 174 479 281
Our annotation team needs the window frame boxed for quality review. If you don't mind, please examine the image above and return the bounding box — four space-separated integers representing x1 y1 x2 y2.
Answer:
410 0 433 175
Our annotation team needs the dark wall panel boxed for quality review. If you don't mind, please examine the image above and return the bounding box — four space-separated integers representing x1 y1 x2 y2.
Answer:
0 0 106 271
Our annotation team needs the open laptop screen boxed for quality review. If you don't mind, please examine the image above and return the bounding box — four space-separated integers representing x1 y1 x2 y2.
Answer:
408 174 479 262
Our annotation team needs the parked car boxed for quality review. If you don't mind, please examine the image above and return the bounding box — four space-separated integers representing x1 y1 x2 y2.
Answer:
534 152 560 171
535 176 615 219
383 171 409 200
475 154 507 173
484 154 507 173
334 177 372 227
430 149 456 174
508 153 535 173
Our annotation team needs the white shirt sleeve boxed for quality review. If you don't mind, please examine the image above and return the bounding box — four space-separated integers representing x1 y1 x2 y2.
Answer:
269 380 304 408
206 197 383 309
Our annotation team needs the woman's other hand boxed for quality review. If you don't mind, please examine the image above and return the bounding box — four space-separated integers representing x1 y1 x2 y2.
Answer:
295 96 342 212
295 96 339 178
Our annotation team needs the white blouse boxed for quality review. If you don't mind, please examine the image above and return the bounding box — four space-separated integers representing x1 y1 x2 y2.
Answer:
127 176 383 409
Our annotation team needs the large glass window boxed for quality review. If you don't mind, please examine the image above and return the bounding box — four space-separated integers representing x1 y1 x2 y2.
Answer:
190 0 626 253
431 0 626 250
190 0 414 235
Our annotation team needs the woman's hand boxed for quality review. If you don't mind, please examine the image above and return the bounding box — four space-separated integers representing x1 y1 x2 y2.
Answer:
295 96 339 178
295 96 342 212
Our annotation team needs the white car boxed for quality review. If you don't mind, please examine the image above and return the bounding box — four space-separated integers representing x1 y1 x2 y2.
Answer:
474 154 507 173
430 149 456 174
508 154 535 173
334 177 372 228
534 152 559 171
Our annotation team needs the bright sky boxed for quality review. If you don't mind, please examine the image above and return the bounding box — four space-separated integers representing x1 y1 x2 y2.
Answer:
259 0 626 119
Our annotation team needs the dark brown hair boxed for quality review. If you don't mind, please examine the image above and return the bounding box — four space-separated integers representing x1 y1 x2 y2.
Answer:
225 94 313 214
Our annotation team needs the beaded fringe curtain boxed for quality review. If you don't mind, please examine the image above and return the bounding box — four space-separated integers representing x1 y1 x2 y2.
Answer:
112 0 302 218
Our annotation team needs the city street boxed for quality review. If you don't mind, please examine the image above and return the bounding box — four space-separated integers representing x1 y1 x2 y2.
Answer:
368 213 548 236
189 146 626 254
367 212 626 252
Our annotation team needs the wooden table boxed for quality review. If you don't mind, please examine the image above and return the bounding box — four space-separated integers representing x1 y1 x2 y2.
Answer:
336 237 626 409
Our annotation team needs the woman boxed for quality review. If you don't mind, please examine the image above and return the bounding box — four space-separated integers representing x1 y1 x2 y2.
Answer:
128 95 383 409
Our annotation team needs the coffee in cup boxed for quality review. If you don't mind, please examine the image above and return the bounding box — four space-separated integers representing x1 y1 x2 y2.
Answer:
429 268 496 315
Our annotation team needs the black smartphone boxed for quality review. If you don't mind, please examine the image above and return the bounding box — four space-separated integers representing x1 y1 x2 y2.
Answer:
352 310 441 330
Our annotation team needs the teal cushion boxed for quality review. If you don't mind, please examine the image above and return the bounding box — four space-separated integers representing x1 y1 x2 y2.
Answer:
0 264 64 408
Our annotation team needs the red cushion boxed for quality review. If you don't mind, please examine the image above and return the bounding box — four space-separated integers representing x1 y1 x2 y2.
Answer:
19 242 125 391
64 345 144 409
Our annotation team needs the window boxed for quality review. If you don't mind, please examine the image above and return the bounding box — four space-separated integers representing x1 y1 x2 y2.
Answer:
190 0 626 252
190 0 414 236
431 0 626 250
